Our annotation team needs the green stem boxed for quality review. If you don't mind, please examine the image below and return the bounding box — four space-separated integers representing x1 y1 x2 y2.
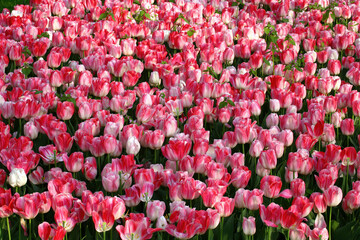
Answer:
268 227 272 240
220 217 224 240
103 230 106 240
7 217 11 240
19 118 22 137
53 150 57 168
19 221 21 240
154 149 157 164
208 229 213 240
329 206 332 240
29 219 32 240
346 163 349 194
242 144 245 154
287 229 290 240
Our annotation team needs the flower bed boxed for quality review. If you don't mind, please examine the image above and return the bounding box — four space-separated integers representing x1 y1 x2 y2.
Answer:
0 0 360 239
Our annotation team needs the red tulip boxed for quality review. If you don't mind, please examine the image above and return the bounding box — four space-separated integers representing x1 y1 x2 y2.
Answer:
13 194 39 219
146 200 166 221
116 213 160 240
259 203 283 227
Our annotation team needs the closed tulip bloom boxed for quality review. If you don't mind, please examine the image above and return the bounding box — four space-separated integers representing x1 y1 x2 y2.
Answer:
245 189 264 210
149 71 161 86
57 101 75 121
102 171 120 193
13 194 39 219
259 203 282 227
324 185 343 207
231 166 251 189
328 59 341 75
290 178 306 197
122 70 141 88
342 190 360 214
47 51 62 68
54 132 74 153
270 99 281 112
146 200 166 221
340 118 355 136
259 149 277 170
24 121 39 139
121 38 136 56
9 44 22 61
126 136 141 155
214 197 235 217
243 217 256 236
260 175 282 198
8 168 27 187
82 157 97 181
63 152 84 173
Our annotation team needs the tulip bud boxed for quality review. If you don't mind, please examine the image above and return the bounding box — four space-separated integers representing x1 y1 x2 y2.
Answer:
8 168 27 187
126 136 141 155
24 121 39 139
149 71 161 86
243 217 256 236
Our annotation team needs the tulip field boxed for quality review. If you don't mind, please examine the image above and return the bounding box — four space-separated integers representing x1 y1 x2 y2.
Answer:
2 0 360 239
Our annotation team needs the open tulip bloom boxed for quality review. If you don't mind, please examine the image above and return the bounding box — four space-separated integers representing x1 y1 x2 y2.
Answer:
2 0 360 240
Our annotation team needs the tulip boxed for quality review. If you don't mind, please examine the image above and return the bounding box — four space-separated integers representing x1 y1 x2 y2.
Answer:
8 168 27 188
243 216 256 236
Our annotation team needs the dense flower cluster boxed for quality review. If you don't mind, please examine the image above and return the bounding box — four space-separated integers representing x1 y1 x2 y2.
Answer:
1 0 360 239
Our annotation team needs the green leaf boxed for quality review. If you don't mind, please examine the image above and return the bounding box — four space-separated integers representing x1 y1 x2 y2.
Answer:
133 0 140 4
22 67 32 76
282 18 289 22
322 10 330 22
37 32 49 39
223 215 235 240
178 13 190 24
98 12 108 21
264 27 271 34
331 12 335 20
161 61 167 64
264 58 271 66
218 101 228 109
144 12 151 20
187 28 195 37
295 65 303 72
22 46 32 56
227 99 235 106
109 12 115 21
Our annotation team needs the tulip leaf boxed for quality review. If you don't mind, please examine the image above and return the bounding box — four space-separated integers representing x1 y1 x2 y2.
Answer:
223 215 235 240
264 58 271 66
144 12 151 20
295 65 303 72
187 28 195 37
219 101 228 109
227 99 235 106
22 46 32 56
21 67 32 77
109 12 115 21
37 32 49 39
98 12 108 21
322 10 330 22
